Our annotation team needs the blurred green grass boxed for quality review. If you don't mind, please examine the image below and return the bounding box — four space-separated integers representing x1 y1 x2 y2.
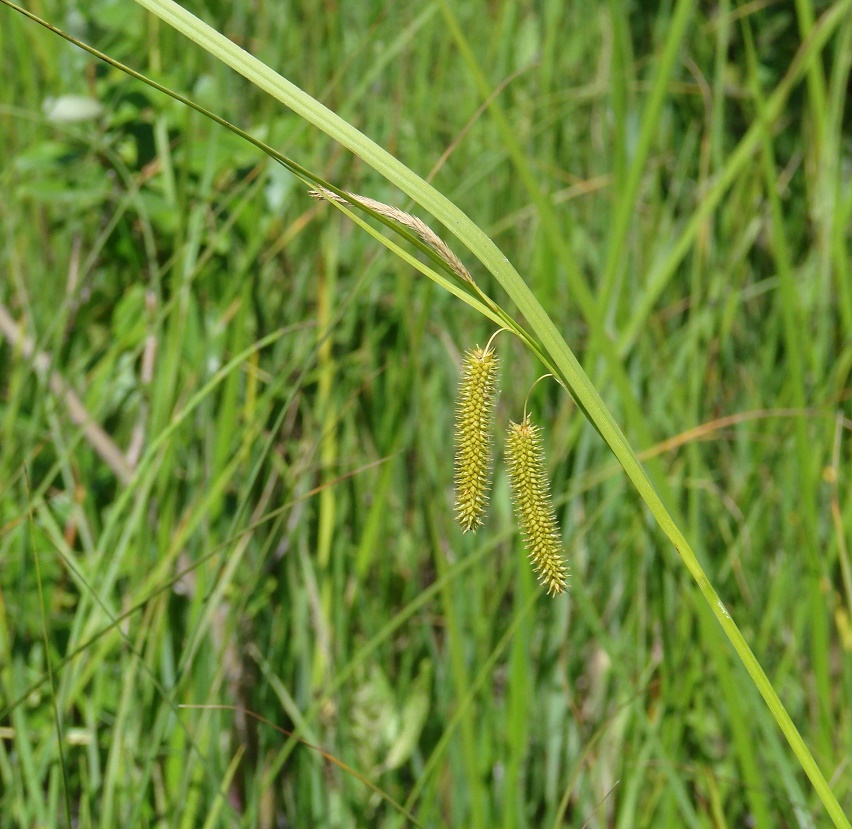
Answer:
1 1 851 827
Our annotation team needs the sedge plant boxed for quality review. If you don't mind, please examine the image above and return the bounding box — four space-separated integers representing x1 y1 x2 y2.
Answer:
119 4 848 825
3 0 850 826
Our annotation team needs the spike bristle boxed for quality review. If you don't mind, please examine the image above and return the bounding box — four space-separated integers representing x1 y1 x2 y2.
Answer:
454 346 500 532
505 415 569 595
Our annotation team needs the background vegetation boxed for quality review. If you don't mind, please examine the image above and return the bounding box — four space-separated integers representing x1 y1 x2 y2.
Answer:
1 0 851 826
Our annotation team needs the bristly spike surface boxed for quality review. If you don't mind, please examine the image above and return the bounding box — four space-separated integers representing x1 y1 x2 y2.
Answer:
454 345 500 532
506 415 569 595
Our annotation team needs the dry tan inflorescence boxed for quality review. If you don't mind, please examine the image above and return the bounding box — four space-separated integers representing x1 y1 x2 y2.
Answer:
308 186 473 284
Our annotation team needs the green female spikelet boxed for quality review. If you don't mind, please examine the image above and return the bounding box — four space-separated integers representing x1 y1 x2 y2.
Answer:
454 345 500 532
506 415 569 595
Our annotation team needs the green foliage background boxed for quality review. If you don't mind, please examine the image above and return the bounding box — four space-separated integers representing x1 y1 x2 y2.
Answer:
1 1 850 826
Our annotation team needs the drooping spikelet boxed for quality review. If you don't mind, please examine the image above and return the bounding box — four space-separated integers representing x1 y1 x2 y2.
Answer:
505 415 569 595
454 345 500 532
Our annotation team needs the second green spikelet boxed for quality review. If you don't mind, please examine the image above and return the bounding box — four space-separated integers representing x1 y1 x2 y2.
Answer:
454 345 500 532
506 415 569 595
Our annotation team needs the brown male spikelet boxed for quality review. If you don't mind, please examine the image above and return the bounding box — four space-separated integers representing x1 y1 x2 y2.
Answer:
506 415 569 595
454 345 500 532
